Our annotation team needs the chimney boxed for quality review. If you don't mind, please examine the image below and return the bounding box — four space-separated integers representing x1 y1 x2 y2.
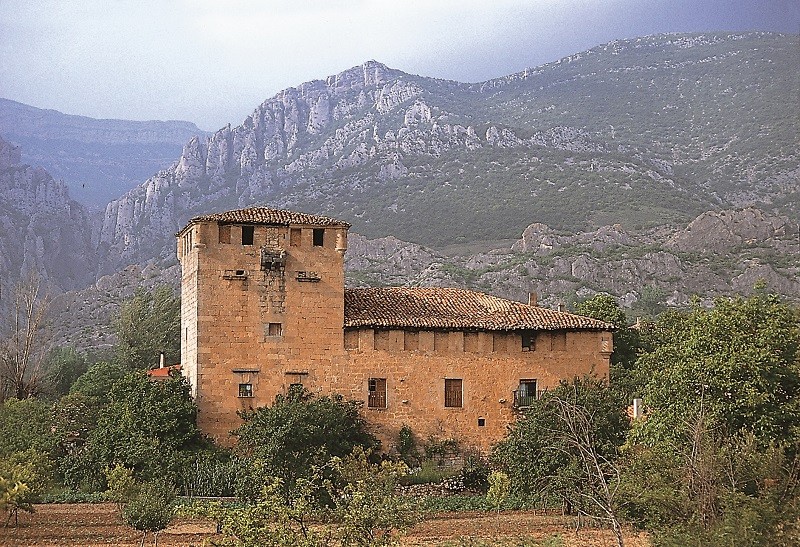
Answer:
557 302 565 312
159 353 165 369
528 292 538 307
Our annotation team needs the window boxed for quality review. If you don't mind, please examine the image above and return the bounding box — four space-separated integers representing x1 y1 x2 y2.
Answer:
219 225 231 244
368 378 387 408
267 323 282 337
238 383 253 398
521 330 536 352
312 228 325 247
444 378 462 408
241 225 255 245
515 379 538 408
290 228 302 246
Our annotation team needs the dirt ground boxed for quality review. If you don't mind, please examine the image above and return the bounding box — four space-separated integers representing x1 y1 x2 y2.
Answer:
0 503 650 546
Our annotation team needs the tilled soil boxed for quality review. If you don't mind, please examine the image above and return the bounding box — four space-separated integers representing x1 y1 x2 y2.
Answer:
0 503 649 546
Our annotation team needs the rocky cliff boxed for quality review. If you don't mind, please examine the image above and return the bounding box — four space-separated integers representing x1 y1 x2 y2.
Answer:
96 32 798 278
0 98 206 206
0 136 95 293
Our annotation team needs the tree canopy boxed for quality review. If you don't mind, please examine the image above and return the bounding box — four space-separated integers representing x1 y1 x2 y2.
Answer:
114 285 180 371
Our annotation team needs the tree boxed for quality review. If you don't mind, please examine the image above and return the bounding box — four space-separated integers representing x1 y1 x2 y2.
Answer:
66 371 201 489
122 480 176 547
635 292 800 447
114 286 180 371
0 273 54 400
234 388 378 497
0 397 56 458
42 347 88 398
486 471 510 533
492 377 629 543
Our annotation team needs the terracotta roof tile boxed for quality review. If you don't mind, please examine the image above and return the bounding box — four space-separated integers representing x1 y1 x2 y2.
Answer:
187 207 350 228
344 287 612 331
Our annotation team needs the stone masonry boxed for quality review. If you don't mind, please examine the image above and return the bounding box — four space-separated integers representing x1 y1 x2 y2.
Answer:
177 207 613 450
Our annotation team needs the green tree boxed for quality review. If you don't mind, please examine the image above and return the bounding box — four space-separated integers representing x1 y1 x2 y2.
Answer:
234 388 378 497
0 397 56 457
635 292 800 446
42 347 88 398
122 479 176 547
492 376 628 541
114 285 180 371
67 371 200 489
486 471 510 533
69 361 125 404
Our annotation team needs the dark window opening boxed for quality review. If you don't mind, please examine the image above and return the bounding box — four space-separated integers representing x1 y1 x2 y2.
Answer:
477 417 486 427
268 323 282 337
514 379 538 408
238 383 253 398
312 228 325 247
522 330 536 352
445 378 463 408
368 378 387 408
241 225 255 245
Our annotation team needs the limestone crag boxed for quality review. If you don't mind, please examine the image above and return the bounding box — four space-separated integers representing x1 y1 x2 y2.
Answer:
0 136 95 292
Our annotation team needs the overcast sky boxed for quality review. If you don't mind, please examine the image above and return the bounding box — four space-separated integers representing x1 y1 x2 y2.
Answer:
1 0 797 131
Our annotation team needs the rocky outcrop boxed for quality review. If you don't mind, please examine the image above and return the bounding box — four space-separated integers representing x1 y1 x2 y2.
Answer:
666 208 797 253
0 135 95 292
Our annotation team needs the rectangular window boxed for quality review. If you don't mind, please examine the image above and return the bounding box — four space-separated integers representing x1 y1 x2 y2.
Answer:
444 378 463 408
238 383 253 398
312 228 325 247
290 228 302 246
515 379 538 408
241 225 255 246
521 330 536 352
267 323 282 337
219 225 231 244
368 378 387 408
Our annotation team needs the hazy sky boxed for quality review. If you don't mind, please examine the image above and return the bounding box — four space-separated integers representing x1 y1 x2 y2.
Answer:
1 0 797 131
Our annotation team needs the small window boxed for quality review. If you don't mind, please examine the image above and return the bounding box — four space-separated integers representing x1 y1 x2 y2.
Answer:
242 225 255 246
368 378 387 408
290 228 302 246
444 378 462 408
477 417 486 427
238 383 253 398
515 379 538 408
312 228 325 247
522 330 536 352
219 225 231 244
267 323 282 337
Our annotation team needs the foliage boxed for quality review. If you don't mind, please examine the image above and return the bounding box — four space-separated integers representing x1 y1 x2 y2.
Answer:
395 424 420 466
234 388 378 495
634 292 800 447
105 463 136 512
121 479 176 545
65 371 200 489
0 476 33 526
42 347 89 398
69 361 126 404
487 471 511 533
114 285 180 371
176 448 238 498
0 397 56 457
459 453 490 492
0 273 53 399
492 377 628 544
0 449 53 501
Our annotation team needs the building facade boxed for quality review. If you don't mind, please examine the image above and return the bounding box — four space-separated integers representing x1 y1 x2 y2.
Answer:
177 208 613 449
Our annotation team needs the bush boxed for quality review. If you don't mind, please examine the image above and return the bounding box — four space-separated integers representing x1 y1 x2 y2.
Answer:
459 453 490 492
122 480 176 543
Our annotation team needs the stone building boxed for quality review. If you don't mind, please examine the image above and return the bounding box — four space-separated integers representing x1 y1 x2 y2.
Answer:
177 207 613 449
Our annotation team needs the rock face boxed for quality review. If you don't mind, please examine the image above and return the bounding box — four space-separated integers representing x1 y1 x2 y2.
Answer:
0 136 95 292
95 33 798 278
0 98 206 206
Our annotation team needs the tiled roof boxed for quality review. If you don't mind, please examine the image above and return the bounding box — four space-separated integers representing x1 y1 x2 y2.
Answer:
187 207 350 228
344 287 612 331
147 364 182 378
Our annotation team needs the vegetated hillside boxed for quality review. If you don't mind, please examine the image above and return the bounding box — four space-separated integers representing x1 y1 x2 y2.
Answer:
0 136 95 294
0 98 206 207
97 32 798 277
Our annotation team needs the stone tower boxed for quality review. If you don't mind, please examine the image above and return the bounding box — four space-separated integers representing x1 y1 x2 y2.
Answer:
176 207 350 441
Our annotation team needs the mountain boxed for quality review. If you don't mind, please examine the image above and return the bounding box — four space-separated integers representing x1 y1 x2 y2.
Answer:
0 98 206 207
0 136 95 293
97 32 799 278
